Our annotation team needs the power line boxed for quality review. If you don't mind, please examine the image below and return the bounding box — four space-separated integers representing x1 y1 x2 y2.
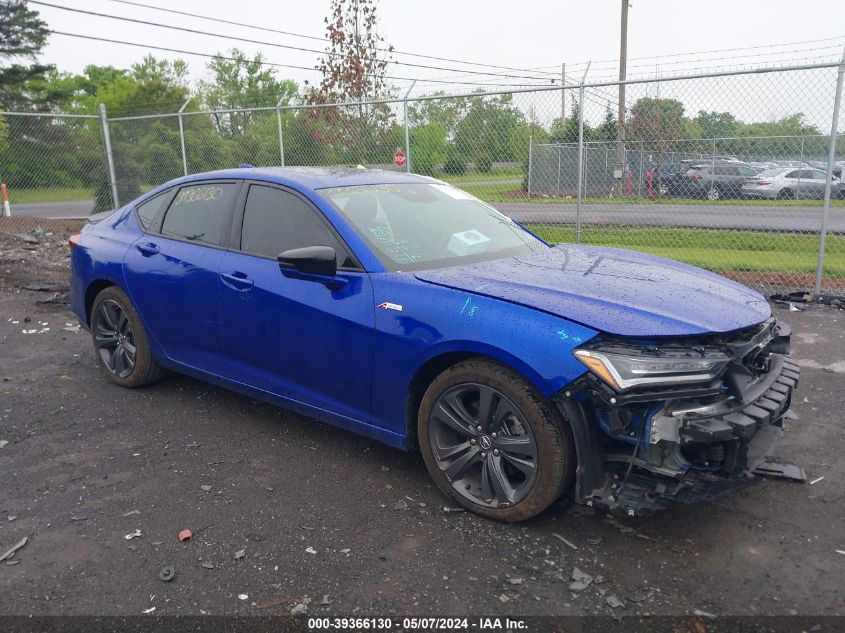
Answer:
33 1 560 82
48 30 553 89
100 0 560 77
530 34 845 72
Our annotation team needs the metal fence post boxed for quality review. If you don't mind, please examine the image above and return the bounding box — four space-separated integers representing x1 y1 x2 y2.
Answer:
403 81 416 173
177 100 189 176
575 83 586 243
276 97 286 166
527 135 533 196
814 51 845 294
98 103 119 210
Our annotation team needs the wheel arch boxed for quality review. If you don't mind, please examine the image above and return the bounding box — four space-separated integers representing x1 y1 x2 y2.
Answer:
84 278 118 326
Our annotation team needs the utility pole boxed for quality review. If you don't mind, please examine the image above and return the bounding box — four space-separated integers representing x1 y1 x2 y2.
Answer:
614 0 629 196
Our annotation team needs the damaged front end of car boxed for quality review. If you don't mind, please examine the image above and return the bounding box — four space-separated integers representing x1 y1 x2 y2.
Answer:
556 317 800 516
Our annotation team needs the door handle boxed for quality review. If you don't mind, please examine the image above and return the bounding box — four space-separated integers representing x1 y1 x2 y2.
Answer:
220 271 254 291
135 242 159 256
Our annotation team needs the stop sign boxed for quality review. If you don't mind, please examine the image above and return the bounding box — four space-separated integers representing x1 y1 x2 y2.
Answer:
393 149 407 168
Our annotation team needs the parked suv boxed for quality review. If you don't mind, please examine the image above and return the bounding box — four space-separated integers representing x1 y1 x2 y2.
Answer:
678 162 760 200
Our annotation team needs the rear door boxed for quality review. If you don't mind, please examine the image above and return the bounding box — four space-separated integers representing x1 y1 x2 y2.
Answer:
123 180 241 370
217 182 375 423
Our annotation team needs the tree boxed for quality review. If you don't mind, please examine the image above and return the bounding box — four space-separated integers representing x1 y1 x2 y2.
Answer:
200 49 297 137
410 122 447 175
628 97 688 168
0 1 51 110
306 0 396 164
454 93 524 171
694 110 738 140
309 0 392 103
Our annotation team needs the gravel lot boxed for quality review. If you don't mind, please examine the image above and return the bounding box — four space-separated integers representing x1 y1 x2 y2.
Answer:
1 224 844 621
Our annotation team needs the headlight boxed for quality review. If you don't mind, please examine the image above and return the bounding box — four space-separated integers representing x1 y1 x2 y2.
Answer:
573 347 730 391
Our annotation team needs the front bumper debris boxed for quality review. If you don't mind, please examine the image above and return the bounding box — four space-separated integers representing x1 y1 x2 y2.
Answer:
557 320 802 516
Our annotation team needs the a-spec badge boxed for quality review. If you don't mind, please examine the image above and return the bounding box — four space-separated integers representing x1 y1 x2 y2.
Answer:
377 302 403 312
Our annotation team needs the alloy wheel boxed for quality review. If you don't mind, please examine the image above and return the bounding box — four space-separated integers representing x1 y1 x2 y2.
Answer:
94 299 136 378
428 383 538 508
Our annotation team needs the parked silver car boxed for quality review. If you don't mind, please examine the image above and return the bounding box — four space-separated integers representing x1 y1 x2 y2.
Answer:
741 167 842 200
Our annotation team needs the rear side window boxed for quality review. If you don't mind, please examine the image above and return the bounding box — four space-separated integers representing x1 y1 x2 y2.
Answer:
135 191 170 230
161 183 238 246
240 185 355 267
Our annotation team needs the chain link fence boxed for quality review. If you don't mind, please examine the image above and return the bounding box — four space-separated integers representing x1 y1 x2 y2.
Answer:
1 61 843 294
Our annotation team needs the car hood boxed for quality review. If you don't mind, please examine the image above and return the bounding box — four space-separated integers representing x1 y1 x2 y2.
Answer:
413 245 771 337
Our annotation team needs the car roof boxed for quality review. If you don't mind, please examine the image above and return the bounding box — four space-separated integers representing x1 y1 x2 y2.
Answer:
156 166 438 192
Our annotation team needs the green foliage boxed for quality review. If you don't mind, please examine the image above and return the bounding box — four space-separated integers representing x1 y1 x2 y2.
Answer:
410 122 447 175
442 145 466 175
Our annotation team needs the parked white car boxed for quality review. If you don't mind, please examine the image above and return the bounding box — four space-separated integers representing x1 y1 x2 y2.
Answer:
741 167 843 200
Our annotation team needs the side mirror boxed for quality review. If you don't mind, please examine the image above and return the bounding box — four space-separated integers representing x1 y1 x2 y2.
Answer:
278 245 337 278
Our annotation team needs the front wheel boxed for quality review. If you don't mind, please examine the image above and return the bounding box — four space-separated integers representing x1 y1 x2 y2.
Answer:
90 286 164 388
706 186 721 201
418 359 574 522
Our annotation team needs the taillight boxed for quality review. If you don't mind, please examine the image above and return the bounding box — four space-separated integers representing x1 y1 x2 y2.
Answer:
691 174 702 181
68 233 81 252
755 180 772 186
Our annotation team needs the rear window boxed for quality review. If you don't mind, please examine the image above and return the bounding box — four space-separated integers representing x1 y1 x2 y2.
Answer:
135 191 170 230
759 168 786 177
161 183 238 246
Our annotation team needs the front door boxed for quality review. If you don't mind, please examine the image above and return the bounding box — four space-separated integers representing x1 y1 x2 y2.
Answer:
217 183 375 423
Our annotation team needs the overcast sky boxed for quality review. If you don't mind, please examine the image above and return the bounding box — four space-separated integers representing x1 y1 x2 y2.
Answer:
28 0 845 130
33 0 845 93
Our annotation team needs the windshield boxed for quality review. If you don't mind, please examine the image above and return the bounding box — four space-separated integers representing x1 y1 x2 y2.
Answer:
320 183 547 271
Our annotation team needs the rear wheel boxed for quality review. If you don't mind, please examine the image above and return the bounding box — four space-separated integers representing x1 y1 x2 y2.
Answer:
706 186 721 201
777 188 794 200
90 286 164 388
418 359 574 522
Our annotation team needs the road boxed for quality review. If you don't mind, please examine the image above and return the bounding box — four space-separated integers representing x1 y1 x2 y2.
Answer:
1 225 844 620
9 198 844 233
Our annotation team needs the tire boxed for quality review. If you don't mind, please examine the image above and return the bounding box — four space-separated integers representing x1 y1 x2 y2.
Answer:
706 186 721 201
418 358 575 522
777 188 794 200
90 286 164 388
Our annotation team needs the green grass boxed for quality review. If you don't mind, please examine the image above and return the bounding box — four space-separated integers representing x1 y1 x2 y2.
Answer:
8 186 94 204
529 224 845 276
438 167 522 184
460 182 845 207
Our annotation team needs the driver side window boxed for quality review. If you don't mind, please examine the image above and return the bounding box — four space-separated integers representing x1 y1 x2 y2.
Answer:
239 184 357 268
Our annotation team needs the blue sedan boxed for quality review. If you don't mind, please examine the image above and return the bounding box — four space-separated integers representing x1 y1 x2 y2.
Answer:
69 167 799 521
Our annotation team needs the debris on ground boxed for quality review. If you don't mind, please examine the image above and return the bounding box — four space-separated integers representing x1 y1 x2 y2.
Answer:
810 476 825 485
318 594 332 606
234 549 246 560
258 597 295 609
121 510 140 517
606 595 624 609
569 567 593 592
687 616 707 633
498 594 510 604
552 533 578 550
178 529 192 542
124 529 142 541
290 602 308 615
238 594 248 601
835 549 845 556
202 561 215 570
0 536 29 562
393 499 408 510
0 440 8 449
142 607 156 614
159 566 175 582
200 484 212 492
507 578 524 585
693 609 718 619
305 546 317 555
442 506 466 513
